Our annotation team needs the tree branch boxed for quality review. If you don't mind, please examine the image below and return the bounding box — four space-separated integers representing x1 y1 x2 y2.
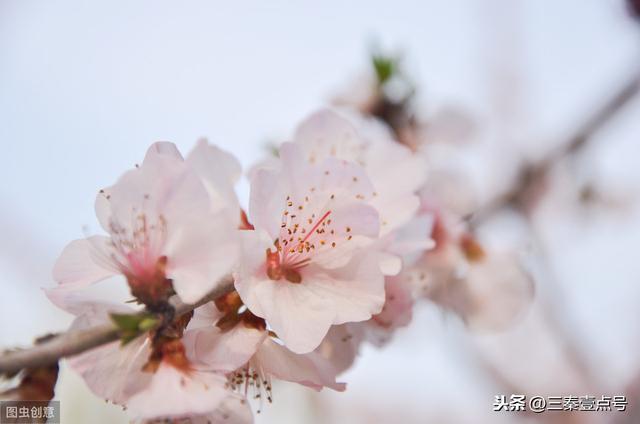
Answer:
470 71 640 225
463 71 640 400
0 275 235 375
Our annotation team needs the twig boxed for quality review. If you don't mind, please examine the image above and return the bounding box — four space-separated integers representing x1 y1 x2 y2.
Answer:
463 71 640 406
0 275 235 374
470 71 640 226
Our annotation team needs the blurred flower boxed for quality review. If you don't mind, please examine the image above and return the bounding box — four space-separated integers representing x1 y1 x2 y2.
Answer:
406 203 534 332
294 109 428 236
315 324 365 375
333 51 420 149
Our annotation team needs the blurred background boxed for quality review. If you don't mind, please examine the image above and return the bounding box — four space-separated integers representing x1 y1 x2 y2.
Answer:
2 0 640 422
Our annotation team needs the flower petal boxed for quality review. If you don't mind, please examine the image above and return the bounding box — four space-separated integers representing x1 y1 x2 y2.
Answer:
236 251 385 354
294 109 362 163
315 324 364 375
187 302 225 331
44 287 136 319
186 139 242 222
184 323 266 372
248 168 288 240
363 277 414 346
52 236 118 288
68 336 152 405
463 253 535 332
127 364 231 420
255 338 345 391
164 210 239 304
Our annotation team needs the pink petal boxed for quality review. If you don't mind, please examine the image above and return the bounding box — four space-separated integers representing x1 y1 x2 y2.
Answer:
308 201 380 269
94 188 113 233
90 142 242 304
52 236 118 288
256 338 345 391
236 251 385 354
184 323 266 372
463 253 535 332
187 302 225 330
249 142 379 240
367 148 428 236
293 109 362 163
315 324 364 375
101 142 208 242
45 287 136 320
369 192 421 237
145 141 184 161
376 251 402 276
68 335 152 405
376 277 414 329
127 364 232 420
295 109 428 235
50 298 150 404
362 277 414 346
164 209 239 304
186 139 242 222
248 167 289 240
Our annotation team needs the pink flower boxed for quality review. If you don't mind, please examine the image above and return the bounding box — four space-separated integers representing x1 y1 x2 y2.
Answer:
293 109 428 236
184 293 346 400
45 292 246 422
51 142 240 306
248 109 433 276
405 197 534 331
287 109 434 277
235 142 386 353
457 251 534 332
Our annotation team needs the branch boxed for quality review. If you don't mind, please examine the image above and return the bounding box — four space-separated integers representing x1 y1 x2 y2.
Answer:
470 71 640 225
463 71 640 399
0 275 235 375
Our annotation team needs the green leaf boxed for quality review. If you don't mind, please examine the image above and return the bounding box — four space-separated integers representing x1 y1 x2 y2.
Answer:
110 313 143 331
138 316 159 332
372 54 395 85
110 312 159 345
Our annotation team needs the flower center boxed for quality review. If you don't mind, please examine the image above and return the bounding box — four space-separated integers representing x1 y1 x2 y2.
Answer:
101 209 173 306
125 255 174 307
265 192 344 284
108 212 167 273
